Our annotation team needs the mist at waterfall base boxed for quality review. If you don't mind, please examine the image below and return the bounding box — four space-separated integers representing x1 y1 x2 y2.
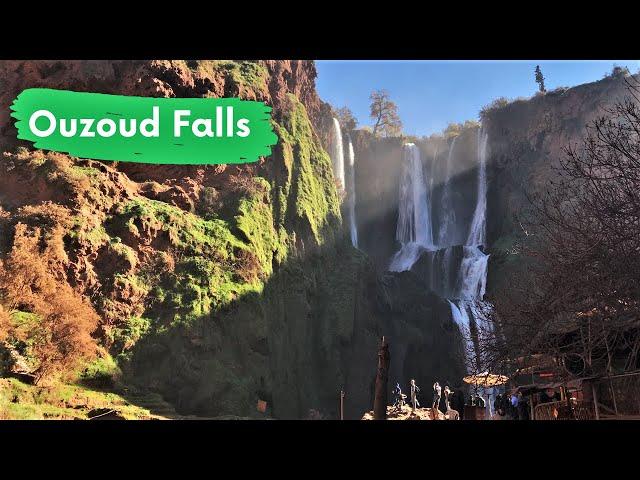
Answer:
330 118 358 247
389 127 499 415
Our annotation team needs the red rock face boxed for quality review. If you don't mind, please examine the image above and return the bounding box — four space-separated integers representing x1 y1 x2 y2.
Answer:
0 59 332 217
0 59 330 329
263 60 319 120
0 60 323 136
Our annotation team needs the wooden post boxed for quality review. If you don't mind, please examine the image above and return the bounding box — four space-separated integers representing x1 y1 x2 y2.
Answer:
602 325 619 416
530 395 535 420
373 336 390 420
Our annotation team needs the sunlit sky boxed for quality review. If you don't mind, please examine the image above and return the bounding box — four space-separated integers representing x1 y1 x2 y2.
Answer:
316 60 640 136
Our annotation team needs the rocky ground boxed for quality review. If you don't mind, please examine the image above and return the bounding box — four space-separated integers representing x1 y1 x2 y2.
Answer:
361 404 447 420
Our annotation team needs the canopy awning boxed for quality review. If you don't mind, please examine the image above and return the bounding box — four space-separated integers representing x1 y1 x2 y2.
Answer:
463 372 509 388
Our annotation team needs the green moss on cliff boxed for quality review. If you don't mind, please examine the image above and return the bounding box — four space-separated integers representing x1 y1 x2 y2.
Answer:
234 177 282 276
187 60 268 96
274 94 341 245
116 198 245 253
114 91 359 419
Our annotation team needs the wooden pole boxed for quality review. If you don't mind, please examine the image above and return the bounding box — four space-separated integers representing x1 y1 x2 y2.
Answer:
530 395 535 420
602 323 619 416
373 336 390 420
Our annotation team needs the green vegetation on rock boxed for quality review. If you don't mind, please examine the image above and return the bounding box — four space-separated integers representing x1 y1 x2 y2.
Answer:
274 94 341 245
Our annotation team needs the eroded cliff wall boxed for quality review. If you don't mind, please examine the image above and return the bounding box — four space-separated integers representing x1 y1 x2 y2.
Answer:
0 60 464 419
351 73 639 301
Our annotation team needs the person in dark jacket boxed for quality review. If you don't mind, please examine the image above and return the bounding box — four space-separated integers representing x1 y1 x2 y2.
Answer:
494 394 505 416
517 393 530 420
450 388 466 419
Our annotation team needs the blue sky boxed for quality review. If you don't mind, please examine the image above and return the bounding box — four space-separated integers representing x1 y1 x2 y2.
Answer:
316 60 640 136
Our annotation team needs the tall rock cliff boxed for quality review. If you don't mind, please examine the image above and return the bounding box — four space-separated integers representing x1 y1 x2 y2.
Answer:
0 60 464 419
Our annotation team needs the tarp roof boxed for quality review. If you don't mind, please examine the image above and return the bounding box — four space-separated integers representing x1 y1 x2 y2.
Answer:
514 376 599 394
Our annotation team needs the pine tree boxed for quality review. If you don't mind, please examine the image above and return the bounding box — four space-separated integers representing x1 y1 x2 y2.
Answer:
535 65 546 93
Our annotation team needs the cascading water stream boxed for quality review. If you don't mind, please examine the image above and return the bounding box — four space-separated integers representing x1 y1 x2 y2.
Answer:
330 119 359 248
437 136 458 247
467 128 489 247
448 300 475 374
346 135 358 247
457 128 490 301
389 143 433 272
330 118 345 190
456 127 496 413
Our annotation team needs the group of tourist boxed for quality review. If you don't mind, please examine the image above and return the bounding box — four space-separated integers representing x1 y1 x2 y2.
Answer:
392 380 466 419
391 378 565 420
494 391 530 420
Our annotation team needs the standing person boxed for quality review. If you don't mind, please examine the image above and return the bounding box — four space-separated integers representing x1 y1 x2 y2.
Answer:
393 383 406 410
494 394 502 416
510 391 520 420
410 379 420 412
443 385 460 420
432 382 442 412
517 393 530 420
451 387 466 420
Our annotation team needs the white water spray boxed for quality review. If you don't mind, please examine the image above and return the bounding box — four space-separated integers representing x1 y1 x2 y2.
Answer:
457 128 491 301
455 127 494 408
467 128 489 246
330 118 345 190
448 300 475 373
389 143 433 271
438 136 458 246
458 246 489 300
346 136 358 247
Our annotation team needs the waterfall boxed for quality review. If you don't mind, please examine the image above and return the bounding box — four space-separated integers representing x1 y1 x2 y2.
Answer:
381 125 498 411
330 118 345 190
389 143 433 272
346 135 358 247
396 143 433 246
467 128 489 246
437 136 458 247
386 127 495 392
458 246 489 300
429 145 438 213
458 128 490 302
455 126 494 411
448 300 475 373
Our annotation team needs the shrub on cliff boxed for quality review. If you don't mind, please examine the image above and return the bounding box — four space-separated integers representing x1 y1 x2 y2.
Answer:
604 65 630 79
480 97 511 118
0 305 9 342
0 223 99 385
334 106 358 131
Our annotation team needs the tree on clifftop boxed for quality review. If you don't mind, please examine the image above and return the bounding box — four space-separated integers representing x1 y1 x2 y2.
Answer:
335 106 358 132
535 65 546 93
369 90 402 137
